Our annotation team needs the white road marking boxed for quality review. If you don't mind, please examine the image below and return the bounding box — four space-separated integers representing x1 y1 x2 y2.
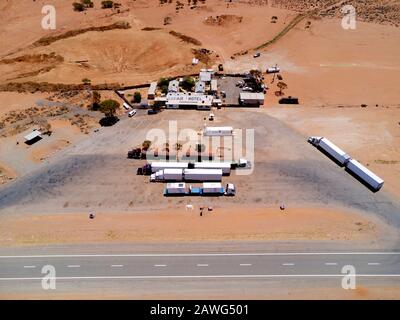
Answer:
23 266 36 269
1 274 399 281
368 262 381 266
67 265 80 268
154 264 167 267
240 264 252 266
282 263 295 266
111 265 124 268
325 263 338 266
197 264 209 267
1 252 399 259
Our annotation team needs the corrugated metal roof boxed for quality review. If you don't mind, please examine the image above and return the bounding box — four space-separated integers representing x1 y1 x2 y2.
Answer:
24 130 42 141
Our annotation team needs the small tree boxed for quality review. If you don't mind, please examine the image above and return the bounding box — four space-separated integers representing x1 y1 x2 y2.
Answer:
101 0 114 9
277 81 287 96
73 2 85 11
99 99 120 118
133 92 142 103
142 140 152 151
181 76 195 91
82 78 91 85
175 143 183 160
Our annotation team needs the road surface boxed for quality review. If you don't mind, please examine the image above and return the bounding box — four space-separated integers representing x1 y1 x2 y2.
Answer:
1 243 399 298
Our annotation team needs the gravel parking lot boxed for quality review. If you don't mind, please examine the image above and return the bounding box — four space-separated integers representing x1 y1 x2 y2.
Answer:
0 108 399 230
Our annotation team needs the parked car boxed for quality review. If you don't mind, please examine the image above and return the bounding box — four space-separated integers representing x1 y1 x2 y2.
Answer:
242 87 254 92
147 109 158 115
253 52 261 58
128 109 137 117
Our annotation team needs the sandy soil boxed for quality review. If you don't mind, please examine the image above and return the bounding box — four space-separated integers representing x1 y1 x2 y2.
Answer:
265 106 400 198
0 206 383 246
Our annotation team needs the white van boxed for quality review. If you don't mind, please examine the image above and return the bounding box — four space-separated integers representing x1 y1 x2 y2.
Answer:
128 109 137 117
123 102 131 110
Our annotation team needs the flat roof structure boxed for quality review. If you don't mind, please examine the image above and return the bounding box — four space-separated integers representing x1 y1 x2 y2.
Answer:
24 130 42 141
239 92 265 105
166 92 213 110
199 70 213 82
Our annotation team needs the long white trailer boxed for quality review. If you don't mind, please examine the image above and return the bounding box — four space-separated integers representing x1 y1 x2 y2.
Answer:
194 162 231 175
150 162 188 173
346 159 384 191
308 136 350 165
183 169 223 181
203 126 233 136
150 168 223 182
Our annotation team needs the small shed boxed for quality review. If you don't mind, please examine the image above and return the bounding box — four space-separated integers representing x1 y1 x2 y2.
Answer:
24 130 42 145
195 81 205 93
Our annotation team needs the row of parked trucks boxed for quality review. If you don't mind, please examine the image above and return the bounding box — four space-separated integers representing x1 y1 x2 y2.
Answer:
308 136 384 191
164 182 236 196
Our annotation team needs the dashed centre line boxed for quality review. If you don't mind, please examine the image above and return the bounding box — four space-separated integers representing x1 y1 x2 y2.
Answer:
368 262 381 266
67 265 80 268
282 263 295 266
23 266 36 269
240 264 252 266
325 263 338 266
154 264 167 267
197 264 209 267
111 265 124 268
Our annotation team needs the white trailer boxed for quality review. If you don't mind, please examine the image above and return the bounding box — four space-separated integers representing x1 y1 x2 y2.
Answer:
346 159 384 191
194 162 231 175
183 169 222 181
266 66 280 74
202 182 224 194
203 126 233 136
308 136 350 165
165 182 187 195
150 162 188 173
150 169 183 182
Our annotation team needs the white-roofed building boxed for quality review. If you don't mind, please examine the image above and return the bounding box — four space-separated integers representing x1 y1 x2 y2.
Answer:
165 92 213 110
24 130 42 145
199 69 213 83
239 92 265 105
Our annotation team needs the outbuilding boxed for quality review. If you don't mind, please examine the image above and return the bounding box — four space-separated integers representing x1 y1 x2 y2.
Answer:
168 80 179 93
239 92 265 106
24 130 42 145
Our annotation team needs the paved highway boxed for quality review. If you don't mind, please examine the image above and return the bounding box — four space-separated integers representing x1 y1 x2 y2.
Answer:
0 243 399 298
1 252 399 280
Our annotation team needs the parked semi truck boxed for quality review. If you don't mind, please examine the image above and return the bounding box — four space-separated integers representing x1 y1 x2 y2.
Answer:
346 159 384 191
150 169 183 182
308 136 350 165
164 182 235 196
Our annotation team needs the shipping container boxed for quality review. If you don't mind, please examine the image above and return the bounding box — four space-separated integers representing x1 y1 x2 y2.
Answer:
346 159 384 191
165 182 187 195
202 182 224 194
